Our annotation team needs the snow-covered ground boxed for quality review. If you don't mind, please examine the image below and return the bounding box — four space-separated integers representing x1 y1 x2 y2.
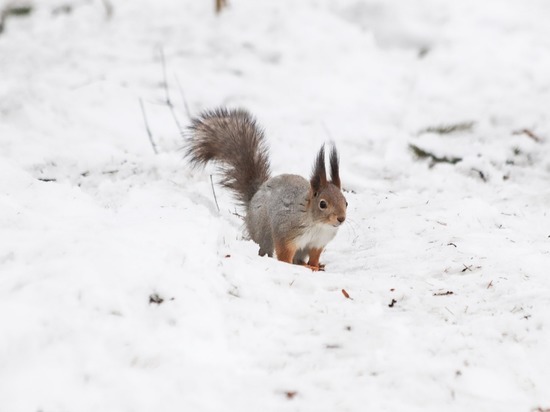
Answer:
1 0 550 410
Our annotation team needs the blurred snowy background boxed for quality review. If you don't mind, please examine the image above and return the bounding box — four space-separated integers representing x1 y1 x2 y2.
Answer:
1 0 550 411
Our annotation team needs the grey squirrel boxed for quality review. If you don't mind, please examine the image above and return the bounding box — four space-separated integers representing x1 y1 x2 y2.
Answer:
186 108 347 270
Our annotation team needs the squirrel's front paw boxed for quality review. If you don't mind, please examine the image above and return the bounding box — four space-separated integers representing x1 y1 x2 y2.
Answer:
304 263 325 272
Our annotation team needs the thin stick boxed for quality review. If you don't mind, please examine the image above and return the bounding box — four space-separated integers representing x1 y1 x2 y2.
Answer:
215 0 228 13
513 128 542 143
139 98 158 154
159 47 183 134
0 10 6 35
159 47 171 104
176 75 192 120
101 0 113 19
210 175 220 213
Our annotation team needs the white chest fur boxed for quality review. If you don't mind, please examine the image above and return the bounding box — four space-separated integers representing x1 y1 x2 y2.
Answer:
293 222 338 250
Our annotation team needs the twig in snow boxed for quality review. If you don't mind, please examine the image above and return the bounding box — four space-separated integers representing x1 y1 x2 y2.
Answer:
101 0 113 19
149 293 164 305
159 47 183 135
215 0 228 14
513 128 542 143
139 98 158 154
433 291 454 296
0 3 33 35
487 280 493 289
388 299 397 308
227 288 240 298
210 175 220 213
102 169 119 175
2 4 32 17
342 289 352 299
471 168 488 182
325 344 341 349
176 75 192 121
418 47 430 58
409 143 462 165
511 306 523 314
419 121 475 135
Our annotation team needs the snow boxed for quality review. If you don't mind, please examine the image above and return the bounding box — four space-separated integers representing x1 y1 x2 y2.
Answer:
1 0 550 411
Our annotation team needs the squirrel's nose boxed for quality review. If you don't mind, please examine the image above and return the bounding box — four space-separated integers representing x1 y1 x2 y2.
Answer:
337 216 346 223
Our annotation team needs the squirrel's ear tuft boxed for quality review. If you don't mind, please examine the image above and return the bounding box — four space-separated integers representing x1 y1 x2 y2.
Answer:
329 144 341 189
310 144 327 193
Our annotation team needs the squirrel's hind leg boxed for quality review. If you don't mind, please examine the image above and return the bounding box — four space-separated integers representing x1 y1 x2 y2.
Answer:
275 240 297 264
257 231 274 257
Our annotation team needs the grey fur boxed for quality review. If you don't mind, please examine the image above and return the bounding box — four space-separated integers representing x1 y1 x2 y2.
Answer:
247 174 310 255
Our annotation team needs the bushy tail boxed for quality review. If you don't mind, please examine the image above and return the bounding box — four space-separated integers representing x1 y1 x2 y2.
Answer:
186 108 271 206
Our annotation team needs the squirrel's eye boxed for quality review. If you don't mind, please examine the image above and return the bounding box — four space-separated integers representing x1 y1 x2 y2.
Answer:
319 200 327 209
345 201 348 207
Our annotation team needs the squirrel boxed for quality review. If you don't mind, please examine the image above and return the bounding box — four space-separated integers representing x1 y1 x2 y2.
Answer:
185 108 347 271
